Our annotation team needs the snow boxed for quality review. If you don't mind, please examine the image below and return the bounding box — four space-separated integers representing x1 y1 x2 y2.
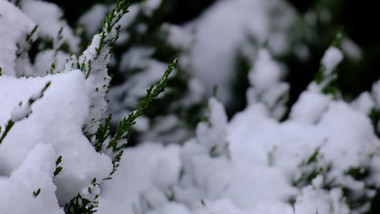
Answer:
32 50 70 76
115 4 139 31
195 98 229 157
161 24 193 50
97 143 181 214
21 0 80 53
0 143 64 214
341 38 362 61
321 46 344 74
78 4 108 38
142 0 162 16
222 163 296 209
184 0 295 105
0 0 36 76
317 101 378 175
0 71 113 205
228 104 279 165
246 48 289 119
294 182 349 214
114 59 167 106
290 91 331 123
194 198 246 214
119 47 156 71
248 49 282 90
147 202 191 214
2 0 380 213
351 91 375 115
76 12 129 135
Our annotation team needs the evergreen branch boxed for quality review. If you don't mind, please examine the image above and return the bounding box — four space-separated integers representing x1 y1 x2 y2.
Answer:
54 155 63 176
64 193 98 214
107 59 177 152
0 120 15 145
26 25 38 44
92 59 177 176
95 0 130 58
93 114 112 152
313 31 344 97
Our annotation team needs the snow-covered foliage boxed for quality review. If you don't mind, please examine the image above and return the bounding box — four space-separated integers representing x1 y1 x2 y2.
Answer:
246 48 289 119
1 0 380 213
183 0 295 106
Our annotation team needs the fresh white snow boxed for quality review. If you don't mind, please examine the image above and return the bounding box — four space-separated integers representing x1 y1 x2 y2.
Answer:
1 0 380 213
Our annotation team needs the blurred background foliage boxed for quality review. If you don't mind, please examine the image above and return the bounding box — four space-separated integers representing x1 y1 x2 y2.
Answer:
48 0 380 116
286 0 380 104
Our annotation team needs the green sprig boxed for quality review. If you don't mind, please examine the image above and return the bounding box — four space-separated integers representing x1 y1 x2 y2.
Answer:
107 59 177 151
33 188 41 198
0 81 51 145
64 193 99 214
54 155 63 176
103 59 177 175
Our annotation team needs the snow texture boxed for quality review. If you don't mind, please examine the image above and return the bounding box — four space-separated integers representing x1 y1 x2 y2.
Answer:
195 97 229 157
246 48 289 119
0 0 36 76
0 143 64 214
0 71 112 205
78 4 108 38
98 90 380 214
97 143 181 214
351 91 375 115
184 0 295 105
21 0 80 53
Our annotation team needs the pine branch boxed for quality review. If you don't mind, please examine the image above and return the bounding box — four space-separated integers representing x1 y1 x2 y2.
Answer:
93 59 177 176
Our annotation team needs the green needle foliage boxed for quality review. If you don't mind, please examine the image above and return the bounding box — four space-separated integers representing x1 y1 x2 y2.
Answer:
95 59 177 176
65 193 99 214
33 188 41 198
313 32 344 97
54 156 63 176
